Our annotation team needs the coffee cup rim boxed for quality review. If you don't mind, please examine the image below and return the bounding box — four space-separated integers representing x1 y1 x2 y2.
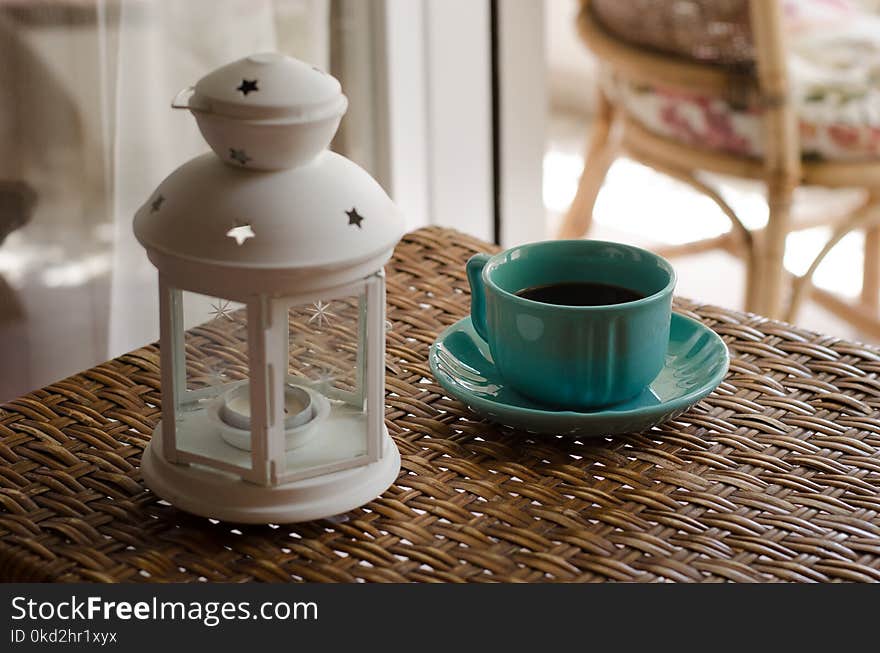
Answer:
482 239 676 311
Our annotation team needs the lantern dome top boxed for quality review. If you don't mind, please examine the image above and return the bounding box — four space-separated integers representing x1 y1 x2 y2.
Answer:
134 151 404 293
135 54 403 297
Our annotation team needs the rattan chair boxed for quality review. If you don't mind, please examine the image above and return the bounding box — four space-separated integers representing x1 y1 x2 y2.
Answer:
558 0 880 334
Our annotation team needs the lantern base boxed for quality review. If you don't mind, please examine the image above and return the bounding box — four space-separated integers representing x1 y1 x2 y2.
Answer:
141 424 400 524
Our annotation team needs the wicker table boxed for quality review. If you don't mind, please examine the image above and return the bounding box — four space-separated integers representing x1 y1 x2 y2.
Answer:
2 227 880 582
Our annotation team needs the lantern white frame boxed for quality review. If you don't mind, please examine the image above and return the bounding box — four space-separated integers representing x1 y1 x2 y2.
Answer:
156 270 386 487
135 53 404 523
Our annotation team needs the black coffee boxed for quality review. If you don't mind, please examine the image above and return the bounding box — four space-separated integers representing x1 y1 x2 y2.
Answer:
515 281 644 306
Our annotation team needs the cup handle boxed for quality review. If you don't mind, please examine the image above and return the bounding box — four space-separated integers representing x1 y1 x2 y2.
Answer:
466 253 491 342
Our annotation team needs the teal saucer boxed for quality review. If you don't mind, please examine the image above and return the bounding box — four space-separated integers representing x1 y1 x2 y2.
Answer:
429 313 729 436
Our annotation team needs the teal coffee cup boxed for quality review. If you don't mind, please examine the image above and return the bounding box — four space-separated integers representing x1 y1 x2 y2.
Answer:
467 240 675 410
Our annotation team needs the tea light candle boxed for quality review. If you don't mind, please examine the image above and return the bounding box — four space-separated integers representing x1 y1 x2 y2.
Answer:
219 383 314 431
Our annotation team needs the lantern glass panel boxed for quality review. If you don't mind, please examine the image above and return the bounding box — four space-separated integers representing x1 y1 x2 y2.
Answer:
281 285 369 479
183 292 249 392
173 289 253 473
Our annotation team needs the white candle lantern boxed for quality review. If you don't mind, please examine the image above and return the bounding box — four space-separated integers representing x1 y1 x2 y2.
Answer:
134 53 404 523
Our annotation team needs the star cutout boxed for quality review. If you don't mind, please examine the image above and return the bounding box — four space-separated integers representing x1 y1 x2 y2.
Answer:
236 79 259 95
209 300 234 321
226 223 255 245
229 148 251 165
346 207 364 229
150 194 165 213
314 366 337 391
206 365 229 386
307 300 336 327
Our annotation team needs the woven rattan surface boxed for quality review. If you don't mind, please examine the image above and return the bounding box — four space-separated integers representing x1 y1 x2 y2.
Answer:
2 226 880 582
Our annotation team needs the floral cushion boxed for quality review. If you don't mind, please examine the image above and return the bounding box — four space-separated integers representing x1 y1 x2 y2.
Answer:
608 0 880 161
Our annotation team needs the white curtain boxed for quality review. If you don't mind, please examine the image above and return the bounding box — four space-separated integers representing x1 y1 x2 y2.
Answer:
106 0 329 356
0 0 329 399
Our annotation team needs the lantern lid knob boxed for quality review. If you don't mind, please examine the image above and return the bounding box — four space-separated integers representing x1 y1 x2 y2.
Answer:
172 53 347 170
176 52 346 123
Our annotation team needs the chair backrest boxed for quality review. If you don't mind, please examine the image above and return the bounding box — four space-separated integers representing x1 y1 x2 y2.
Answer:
747 1 799 179
583 0 800 178
592 0 754 65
